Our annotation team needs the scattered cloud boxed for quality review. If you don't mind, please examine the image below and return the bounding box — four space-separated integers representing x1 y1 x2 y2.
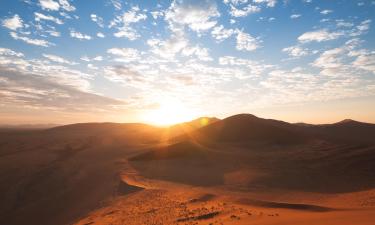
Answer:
282 45 309 57
253 0 277 7
211 25 234 42
229 4 260 17
165 0 220 33
107 48 141 62
298 29 343 43
290 14 301 19
10 32 52 47
42 53 77 65
39 0 60 11
97 32 105 38
38 0 75 11
90 14 104 27
320 9 333 15
235 29 262 51
2 14 23 30
110 6 147 40
70 29 92 40
34 12 63 24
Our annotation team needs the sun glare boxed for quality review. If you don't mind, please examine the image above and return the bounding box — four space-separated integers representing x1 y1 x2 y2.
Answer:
143 98 197 126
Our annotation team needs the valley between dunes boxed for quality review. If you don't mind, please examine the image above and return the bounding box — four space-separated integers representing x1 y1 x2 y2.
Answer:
1 114 375 225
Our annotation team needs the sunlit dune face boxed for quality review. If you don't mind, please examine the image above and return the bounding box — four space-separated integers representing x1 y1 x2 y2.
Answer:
143 98 197 126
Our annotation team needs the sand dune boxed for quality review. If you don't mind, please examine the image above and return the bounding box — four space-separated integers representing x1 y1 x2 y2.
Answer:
0 114 375 225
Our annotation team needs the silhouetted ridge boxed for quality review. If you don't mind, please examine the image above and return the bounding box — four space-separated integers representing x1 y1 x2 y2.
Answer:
181 113 309 144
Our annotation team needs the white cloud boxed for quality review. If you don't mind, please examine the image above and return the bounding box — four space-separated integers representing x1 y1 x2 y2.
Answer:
320 9 333 15
34 12 63 24
211 25 234 42
92 56 103 61
46 29 61 37
253 0 277 7
43 53 77 65
97 32 105 38
0 48 24 57
2 14 23 30
147 36 188 59
113 27 139 40
110 0 122 10
282 45 309 57
312 47 345 71
58 0 75 11
290 14 301 19
110 6 147 40
229 4 260 17
123 6 147 23
107 48 141 62
150 11 164 19
38 0 75 11
10 32 52 47
90 14 104 27
70 29 92 40
103 65 152 88
165 0 220 33
219 56 273 76
39 0 60 11
298 29 343 43
182 46 213 61
353 54 375 73
223 0 248 4
235 29 261 51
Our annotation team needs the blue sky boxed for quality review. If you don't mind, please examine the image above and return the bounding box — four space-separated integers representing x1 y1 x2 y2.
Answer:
1 0 375 125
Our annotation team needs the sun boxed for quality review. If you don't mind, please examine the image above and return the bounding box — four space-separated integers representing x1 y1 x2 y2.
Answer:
143 98 197 126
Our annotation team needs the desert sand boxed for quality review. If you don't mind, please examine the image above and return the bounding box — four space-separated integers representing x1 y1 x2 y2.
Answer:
1 114 375 225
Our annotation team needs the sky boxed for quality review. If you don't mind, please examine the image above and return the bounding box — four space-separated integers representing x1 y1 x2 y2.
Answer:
0 0 375 125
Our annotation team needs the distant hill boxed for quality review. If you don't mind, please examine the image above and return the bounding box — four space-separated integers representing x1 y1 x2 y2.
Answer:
300 119 375 144
176 114 311 145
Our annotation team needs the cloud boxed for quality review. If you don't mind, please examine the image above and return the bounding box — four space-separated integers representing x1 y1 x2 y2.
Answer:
34 12 63 24
150 11 164 19
298 29 343 43
97 32 105 38
235 29 262 51
2 14 23 30
70 29 92 40
312 47 346 72
0 48 24 57
181 46 213 61
58 0 75 11
42 54 77 65
39 0 60 11
10 32 52 47
320 9 333 15
290 14 301 19
110 0 122 10
211 25 234 42
103 65 153 89
229 4 260 17
90 14 104 27
46 29 61 37
253 0 277 7
219 56 273 76
0 66 123 111
353 53 375 74
110 6 147 40
147 36 188 59
165 0 220 33
107 48 141 62
38 0 75 11
282 45 309 57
